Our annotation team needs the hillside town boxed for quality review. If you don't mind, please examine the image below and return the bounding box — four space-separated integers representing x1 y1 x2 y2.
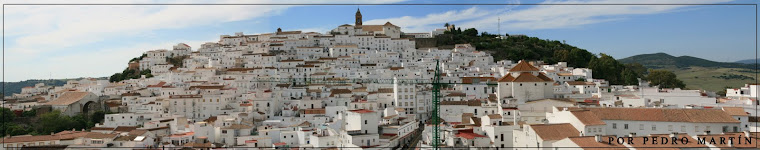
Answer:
2 9 759 150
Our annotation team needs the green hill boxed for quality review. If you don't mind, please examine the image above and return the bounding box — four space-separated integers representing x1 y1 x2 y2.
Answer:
618 53 752 69
735 58 757 64
619 53 757 92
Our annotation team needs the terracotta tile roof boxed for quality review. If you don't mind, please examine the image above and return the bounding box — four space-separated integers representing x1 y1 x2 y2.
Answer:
383 22 398 27
470 117 481 126
128 129 149 136
359 25 384 32
566 81 596 86
445 92 466 97
121 93 141 96
189 85 224 90
722 107 749 116
487 114 502 119
440 100 480 106
530 123 580 141
2 131 89 143
570 110 606 125
460 77 497 84
227 68 256 72
576 107 740 123
303 109 326 114
389 67 404 70
509 60 540 72
276 31 301 35
46 91 91 105
147 81 166 88
349 109 374 114
90 127 115 131
85 132 118 139
497 74 515 82
329 89 352 97
512 72 551 82
455 132 487 139
568 136 627 150
376 88 394 93
113 126 138 132
536 72 554 82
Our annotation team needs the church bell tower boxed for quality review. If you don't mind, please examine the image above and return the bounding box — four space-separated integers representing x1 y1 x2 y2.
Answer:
355 8 362 26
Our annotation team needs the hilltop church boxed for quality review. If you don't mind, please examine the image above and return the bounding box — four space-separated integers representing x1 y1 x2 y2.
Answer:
330 8 402 38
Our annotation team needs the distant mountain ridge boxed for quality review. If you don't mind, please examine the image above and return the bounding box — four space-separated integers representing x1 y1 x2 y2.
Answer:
618 53 753 69
1 77 106 95
735 58 758 64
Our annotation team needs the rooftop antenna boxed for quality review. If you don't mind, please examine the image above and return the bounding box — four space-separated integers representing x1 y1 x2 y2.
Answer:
498 17 501 36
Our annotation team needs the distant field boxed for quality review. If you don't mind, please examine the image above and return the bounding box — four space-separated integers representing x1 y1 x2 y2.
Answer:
671 67 758 92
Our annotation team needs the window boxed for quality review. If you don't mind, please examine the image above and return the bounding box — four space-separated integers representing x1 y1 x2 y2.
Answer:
624 124 628 129
612 123 617 129
651 125 656 131
681 125 686 132
668 125 673 131
639 124 644 130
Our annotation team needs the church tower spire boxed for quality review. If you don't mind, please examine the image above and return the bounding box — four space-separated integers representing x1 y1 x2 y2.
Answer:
355 8 362 26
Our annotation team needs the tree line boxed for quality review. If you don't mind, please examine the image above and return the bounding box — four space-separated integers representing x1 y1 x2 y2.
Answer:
0 108 105 137
434 24 684 88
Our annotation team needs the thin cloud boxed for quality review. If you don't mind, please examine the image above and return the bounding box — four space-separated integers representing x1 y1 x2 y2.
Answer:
460 0 734 31
364 7 497 33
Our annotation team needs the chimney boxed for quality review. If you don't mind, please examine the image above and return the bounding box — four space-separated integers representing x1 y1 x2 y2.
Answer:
595 134 603 142
703 130 711 135
669 132 678 138
628 133 636 137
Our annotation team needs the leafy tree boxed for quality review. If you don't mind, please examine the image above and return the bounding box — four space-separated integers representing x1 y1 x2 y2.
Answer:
0 108 15 137
0 107 15 122
5 124 27 136
463 28 478 37
109 73 123 82
624 63 648 77
620 68 639 85
36 110 81 135
588 54 624 84
22 109 36 118
91 111 106 124
646 69 686 89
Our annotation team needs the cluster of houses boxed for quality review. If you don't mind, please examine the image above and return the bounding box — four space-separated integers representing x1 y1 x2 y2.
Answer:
2 9 759 150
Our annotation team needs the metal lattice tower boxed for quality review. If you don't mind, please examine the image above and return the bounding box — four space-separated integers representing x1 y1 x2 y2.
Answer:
431 59 442 149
